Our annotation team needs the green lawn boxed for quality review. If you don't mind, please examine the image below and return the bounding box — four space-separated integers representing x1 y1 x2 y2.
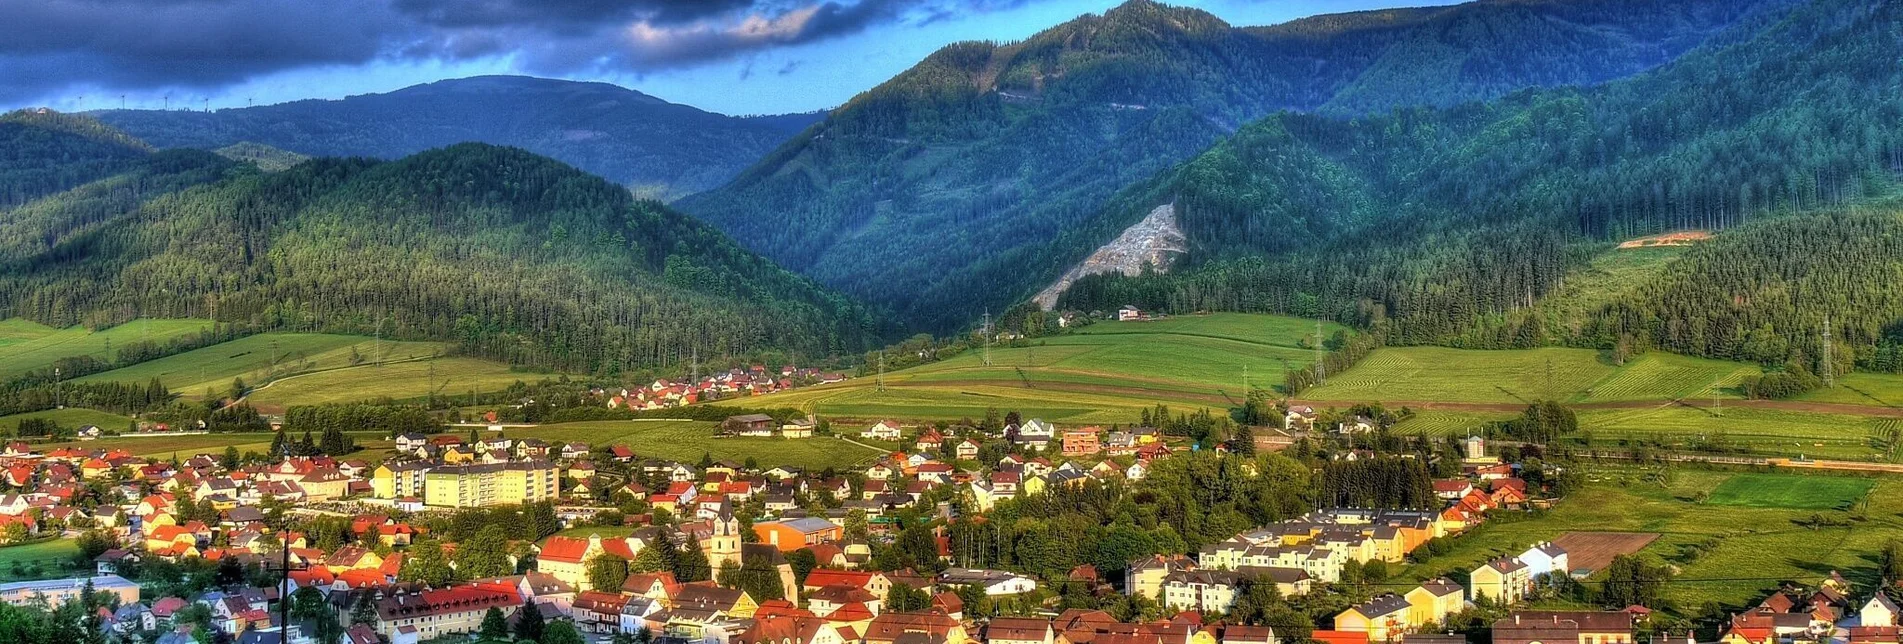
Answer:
1396 467 1903 611
0 318 212 380
0 538 83 582
507 420 882 469
0 408 137 434
1705 473 1874 510
75 332 450 395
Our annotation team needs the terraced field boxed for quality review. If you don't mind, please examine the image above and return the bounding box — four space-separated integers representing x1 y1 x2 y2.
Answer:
1390 410 1513 437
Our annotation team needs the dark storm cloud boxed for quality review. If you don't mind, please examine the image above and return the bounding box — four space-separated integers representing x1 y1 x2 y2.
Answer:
0 0 1052 105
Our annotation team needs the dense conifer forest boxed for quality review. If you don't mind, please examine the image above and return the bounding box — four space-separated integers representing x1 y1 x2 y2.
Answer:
680 0 1800 331
0 118 878 375
1055 0 1903 374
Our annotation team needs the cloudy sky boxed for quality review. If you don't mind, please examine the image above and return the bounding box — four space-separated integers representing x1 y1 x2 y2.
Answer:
2 0 1453 116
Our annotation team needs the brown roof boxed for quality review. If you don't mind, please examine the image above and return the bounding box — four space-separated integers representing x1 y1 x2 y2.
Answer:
987 617 1054 642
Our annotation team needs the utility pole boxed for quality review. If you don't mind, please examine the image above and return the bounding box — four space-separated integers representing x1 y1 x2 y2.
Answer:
981 310 993 368
1822 315 1835 387
876 351 886 393
54 368 62 409
691 346 700 384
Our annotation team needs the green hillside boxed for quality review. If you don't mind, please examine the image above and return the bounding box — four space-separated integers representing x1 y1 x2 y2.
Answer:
1057 0 1903 376
0 125 879 375
679 0 1798 330
71 332 449 395
0 318 211 380
0 109 153 207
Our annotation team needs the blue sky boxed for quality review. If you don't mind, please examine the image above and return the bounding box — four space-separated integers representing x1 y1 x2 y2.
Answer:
4 0 1456 117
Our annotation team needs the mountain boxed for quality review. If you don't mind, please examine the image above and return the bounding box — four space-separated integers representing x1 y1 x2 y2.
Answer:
677 0 1801 331
0 109 152 208
0 114 877 374
1050 0 1903 372
91 76 825 200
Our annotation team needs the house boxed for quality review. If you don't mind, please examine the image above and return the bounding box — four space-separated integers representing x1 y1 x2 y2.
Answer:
1118 305 1143 322
954 440 981 461
1868 592 1901 629
861 421 904 441
1405 578 1465 629
1335 594 1415 643
1285 406 1317 431
372 586 518 640
802 569 892 598
724 414 777 437
988 617 1056 644
754 518 842 551
1518 542 1568 579
1061 429 1101 456
863 610 968 644
1470 557 1531 604
1491 611 1635 644
937 568 1036 595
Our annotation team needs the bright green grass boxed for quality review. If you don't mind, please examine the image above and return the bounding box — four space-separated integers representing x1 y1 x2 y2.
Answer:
245 357 540 411
1799 372 1903 407
732 313 1331 424
1396 467 1903 610
1305 346 1615 403
509 420 879 469
0 538 84 581
0 318 211 380
1310 347 1777 404
1576 406 1885 460
0 319 55 349
75 332 449 395
1390 410 1513 437
0 408 136 433
1705 473 1874 510
1535 246 1685 331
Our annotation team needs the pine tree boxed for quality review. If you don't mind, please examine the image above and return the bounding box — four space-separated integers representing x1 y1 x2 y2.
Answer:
480 606 509 640
513 598 545 642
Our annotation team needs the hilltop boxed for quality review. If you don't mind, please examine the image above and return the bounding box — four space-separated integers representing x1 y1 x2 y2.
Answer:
678 0 1801 331
0 114 877 375
92 75 825 200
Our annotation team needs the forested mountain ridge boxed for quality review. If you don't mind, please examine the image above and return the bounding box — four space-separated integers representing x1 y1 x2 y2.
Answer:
92 76 825 200
1053 0 1903 374
0 119 879 375
0 109 154 208
678 0 1800 332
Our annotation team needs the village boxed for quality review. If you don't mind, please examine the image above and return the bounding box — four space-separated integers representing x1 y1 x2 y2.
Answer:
0 408 1889 644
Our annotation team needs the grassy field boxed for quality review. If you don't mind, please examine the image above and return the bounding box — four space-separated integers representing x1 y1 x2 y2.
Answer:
725 313 1344 424
75 332 450 396
1573 406 1887 461
0 407 136 433
1397 466 1902 610
244 357 542 411
1390 410 1515 437
0 318 212 380
506 420 882 469
1705 473 1874 510
0 538 83 582
1304 348 1762 404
